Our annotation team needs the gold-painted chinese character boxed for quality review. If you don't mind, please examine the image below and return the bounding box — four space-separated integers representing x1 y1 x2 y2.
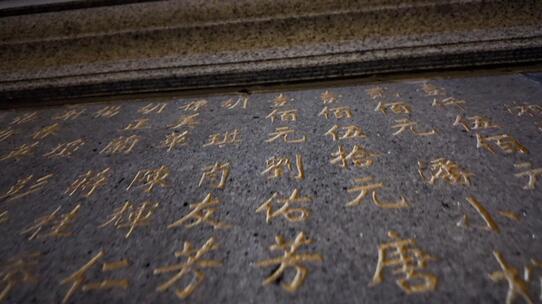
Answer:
32 123 60 140
43 139 85 158
101 135 140 154
265 127 305 143
179 99 207 112
514 162 542 190
366 86 385 100
256 189 311 223
199 162 230 189
10 112 37 125
391 119 436 136
94 105 121 118
266 109 298 122
261 154 304 180
170 113 199 129
0 128 14 142
346 177 408 208
0 252 40 302
60 251 129 304
203 129 241 147
256 232 323 292
453 115 499 132
21 204 81 240
318 106 352 119
122 118 149 131
476 133 528 154
162 131 188 152
507 103 542 117
457 196 499 233
272 94 291 107
421 82 444 96
321 90 338 104
330 145 379 169
138 103 167 114
375 102 411 114
222 96 249 109
53 108 85 121
100 201 159 238
489 251 542 304
370 231 437 294
418 158 473 186
154 237 221 299
168 193 230 229
432 97 465 110
66 168 110 197
0 142 39 161
127 165 169 193
325 125 367 141
0 174 53 201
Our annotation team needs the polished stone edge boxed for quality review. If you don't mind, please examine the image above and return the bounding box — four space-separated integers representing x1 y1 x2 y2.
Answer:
1 0 541 105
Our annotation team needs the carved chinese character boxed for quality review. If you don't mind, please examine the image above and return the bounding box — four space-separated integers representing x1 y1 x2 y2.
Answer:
21 204 81 240
222 96 249 109
489 251 542 304
418 158 473 186
0 142 39 161
66 168 110 197
168 193 230 229
266 109 298 122
100 201 159 238
265 127 305 143
161 131 188 152
325 125 367 141
199 162 230 189
391 119 436 136
330 145 379 169
421 82 444 96
101 135 140 154
318 106 352 119
256 189 311 223
476 133 528 154
366 86 385 100
127 165 169 193
1 174 53 201
257 232 323 292
346 177 408 208
170 113 199 129
507 103 542 117
179 99 207 112
0 210 7 224
203 129 241 147
94 105 121 118
261 154 304 180
53 108 85 121
122 118 149 131
375 102 411 114
43 139 85 158
10 112 37 125
0 128 15 142
321 90 338 104
154 237 221 299
514 162 542 190
32 123 60 140
432 97 465 110
272 94 291 107
0 252 40 302
453 115 499 132
138 103 167 114
370 231 437 294
457 196 499 233
60 251 129 304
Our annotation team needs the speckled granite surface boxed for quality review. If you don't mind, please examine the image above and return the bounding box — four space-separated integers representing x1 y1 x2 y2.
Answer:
0 0 541 103
0 71 541 303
